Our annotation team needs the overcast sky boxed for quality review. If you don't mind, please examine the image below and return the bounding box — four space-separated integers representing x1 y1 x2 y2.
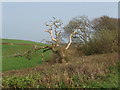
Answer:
2 2 118 42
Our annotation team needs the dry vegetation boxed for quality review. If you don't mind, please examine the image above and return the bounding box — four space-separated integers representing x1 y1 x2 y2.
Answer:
2 52 118 88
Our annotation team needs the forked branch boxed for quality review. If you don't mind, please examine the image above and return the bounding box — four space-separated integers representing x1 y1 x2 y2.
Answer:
45 30 58 42
66 30 77 49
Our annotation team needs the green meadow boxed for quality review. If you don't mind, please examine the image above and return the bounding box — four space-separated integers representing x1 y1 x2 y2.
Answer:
2 39 51 71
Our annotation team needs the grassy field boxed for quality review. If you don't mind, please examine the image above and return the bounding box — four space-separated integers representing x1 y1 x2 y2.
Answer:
2 39 51 71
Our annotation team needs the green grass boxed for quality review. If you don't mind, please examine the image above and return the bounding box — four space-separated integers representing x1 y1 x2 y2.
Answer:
2 39 51 71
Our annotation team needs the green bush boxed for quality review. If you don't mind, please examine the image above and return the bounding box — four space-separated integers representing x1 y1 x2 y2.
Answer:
2 74 41 88
82 29 118 55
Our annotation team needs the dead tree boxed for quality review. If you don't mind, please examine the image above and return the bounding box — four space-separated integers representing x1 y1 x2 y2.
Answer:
13 17 77 63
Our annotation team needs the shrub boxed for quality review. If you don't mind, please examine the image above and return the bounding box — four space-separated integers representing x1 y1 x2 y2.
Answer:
2 74 41 88
3 77 35 88
82 29 118 55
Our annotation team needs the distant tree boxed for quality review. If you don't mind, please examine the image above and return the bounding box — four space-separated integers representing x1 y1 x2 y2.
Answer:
64 16 93 44
86 16 118 54
92 16 118 31
63 15 118 55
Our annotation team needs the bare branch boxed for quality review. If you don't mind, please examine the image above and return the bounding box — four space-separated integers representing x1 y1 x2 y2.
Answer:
45 17 63 45
45 30 58 42
66 30 77 49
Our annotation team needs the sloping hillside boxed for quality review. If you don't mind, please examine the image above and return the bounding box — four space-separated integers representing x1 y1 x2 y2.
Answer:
2 39 51 71
2 39 41 44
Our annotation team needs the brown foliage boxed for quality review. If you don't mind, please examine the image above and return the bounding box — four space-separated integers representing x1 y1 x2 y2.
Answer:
2 53 118 88
92 16 118 31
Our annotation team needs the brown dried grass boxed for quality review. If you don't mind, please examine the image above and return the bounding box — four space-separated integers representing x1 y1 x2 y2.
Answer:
2 52 118 88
